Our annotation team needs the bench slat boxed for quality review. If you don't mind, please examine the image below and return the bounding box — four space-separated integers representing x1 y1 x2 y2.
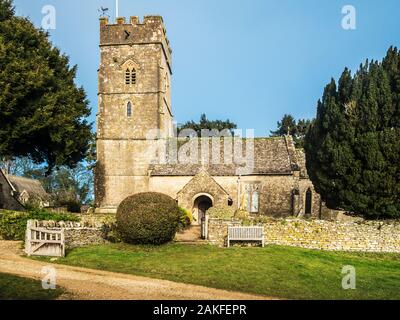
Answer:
227 226 265 247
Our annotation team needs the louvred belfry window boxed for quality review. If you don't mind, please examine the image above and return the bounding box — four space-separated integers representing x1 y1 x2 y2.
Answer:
125 69 130 84
125 68 136 85
131 68 136 84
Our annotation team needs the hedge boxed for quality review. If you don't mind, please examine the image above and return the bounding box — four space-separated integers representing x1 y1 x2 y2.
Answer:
178 207 193 231
0 209 80 241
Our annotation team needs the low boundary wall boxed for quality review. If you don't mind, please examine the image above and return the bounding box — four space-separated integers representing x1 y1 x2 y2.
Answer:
208 218 400 253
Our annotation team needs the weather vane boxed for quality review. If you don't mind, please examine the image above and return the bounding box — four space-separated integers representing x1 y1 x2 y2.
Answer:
98 6 110 18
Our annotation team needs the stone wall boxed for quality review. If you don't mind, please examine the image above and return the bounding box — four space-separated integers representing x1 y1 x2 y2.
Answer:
33 220 107 249
64 228 106 249
208 218 243 246
208 218 400 253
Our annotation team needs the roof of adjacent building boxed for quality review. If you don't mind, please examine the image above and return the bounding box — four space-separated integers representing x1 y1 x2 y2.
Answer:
0 169 16 191
6 175 49 200
150 136 303 176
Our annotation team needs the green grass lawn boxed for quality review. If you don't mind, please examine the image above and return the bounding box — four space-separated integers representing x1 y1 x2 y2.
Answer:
35 243 400 300
0 273 64 300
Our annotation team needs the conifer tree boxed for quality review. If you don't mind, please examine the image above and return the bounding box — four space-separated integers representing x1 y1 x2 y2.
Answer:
305 48 400 218
270 114 311 148
0 0 92 174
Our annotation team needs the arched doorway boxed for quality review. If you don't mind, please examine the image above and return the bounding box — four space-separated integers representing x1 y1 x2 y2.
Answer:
193 194 213 239
305 188 312 216
194 195 213 223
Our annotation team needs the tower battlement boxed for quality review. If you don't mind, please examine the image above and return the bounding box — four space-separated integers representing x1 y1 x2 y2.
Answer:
100 15 166 27
99 15 172 69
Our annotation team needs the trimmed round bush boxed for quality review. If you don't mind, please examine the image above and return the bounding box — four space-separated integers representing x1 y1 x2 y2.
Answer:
116 192 181 245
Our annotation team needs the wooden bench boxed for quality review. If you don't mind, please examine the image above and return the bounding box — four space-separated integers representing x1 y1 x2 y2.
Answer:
227 226 265 247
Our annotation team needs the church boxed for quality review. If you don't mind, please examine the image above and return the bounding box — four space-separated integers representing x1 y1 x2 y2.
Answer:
94 15 321 223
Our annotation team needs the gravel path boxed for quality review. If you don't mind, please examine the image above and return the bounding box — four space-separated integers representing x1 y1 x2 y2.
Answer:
0 241 273 300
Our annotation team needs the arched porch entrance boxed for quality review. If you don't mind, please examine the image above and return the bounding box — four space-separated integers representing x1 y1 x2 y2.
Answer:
193 194 213 224
193 194 213 239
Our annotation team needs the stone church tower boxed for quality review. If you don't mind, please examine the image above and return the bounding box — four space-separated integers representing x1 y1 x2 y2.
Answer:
95 16 173 213
95 15 322 220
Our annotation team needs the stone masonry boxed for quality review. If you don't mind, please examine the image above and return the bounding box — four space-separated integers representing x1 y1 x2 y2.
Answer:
95 16 173 213
208 218 400 253
32 220 107 249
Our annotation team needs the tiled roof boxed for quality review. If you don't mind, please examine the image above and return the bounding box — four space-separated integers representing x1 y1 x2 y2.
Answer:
150 136 299 176
7 175 49 200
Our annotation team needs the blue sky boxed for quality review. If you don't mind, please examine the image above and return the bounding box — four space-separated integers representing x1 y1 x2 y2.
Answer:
13 0 400 136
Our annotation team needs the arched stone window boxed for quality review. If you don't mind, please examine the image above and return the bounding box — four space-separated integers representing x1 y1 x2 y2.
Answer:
305 188 312 215
291 188 300 216
244 183 260 214
127 102 132 118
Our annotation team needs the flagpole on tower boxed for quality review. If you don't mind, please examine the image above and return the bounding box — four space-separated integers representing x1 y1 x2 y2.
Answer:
116 0 119 18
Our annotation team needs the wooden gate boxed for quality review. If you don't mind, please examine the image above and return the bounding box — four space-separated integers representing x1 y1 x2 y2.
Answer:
25 220 65 257
201 216 206 239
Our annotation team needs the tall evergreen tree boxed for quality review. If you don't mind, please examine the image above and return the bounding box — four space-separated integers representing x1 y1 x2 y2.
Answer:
305 48 400 218
270 114 297 136
0 0 92 174
0 0 12 21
